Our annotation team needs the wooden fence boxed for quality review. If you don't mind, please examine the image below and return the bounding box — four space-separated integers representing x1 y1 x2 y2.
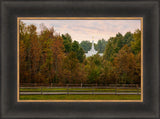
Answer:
19 83 141 95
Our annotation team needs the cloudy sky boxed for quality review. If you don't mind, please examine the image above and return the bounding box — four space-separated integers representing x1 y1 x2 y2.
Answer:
21 19 141 43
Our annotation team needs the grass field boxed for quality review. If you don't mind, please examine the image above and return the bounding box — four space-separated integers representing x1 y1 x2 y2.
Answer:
20 88 140 93
20 94 141 100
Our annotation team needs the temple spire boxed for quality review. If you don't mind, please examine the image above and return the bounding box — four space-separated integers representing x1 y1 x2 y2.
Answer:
92 40 94 50
85 40 97 57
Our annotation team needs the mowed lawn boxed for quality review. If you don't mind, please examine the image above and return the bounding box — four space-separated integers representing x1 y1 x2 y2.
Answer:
20 94 141 100
20 88 141 93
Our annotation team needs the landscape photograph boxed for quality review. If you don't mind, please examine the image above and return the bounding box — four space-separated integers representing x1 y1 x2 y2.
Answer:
18 17 142 101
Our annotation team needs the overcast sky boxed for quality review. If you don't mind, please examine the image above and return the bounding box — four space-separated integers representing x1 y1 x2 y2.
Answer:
21 19 141 43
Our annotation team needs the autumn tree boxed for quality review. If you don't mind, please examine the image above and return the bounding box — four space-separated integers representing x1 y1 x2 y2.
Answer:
62 52 83 84
95 38 108 53
28 24 41 83
99 61 116 84
38 26 54 83
131 29 141 54
85 54 103 84
123 32 134 46
51 35 65 84
19 21 27 83
113 45 137 84
62 33 72 53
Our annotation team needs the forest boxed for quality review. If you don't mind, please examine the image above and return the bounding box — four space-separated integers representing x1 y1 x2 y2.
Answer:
19 21 141 85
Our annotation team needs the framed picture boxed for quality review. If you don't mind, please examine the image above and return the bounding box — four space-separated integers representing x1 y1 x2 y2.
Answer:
17 17 143 102
1 0 159 119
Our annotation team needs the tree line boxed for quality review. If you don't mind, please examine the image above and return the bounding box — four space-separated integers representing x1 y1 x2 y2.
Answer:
20 21 141 85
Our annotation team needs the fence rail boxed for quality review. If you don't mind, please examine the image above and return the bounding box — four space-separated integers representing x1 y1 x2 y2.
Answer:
19 84 141 95
20 83 141 87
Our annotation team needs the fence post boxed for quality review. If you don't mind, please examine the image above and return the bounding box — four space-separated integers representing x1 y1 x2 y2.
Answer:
92 87 94 95
41 87 43 95
115 84 117 95
137 84 139 95
67 88 69 95
67 84 69 95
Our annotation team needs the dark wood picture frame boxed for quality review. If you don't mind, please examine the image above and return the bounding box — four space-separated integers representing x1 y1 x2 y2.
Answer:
0 0 159 118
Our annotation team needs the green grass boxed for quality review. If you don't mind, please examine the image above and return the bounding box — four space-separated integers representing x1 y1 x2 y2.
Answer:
20 88 141 93
20 94 141 100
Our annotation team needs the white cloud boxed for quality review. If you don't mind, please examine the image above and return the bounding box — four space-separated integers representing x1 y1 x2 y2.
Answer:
21 19 141 43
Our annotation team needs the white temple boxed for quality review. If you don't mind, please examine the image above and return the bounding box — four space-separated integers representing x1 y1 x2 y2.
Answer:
85 40 98 57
